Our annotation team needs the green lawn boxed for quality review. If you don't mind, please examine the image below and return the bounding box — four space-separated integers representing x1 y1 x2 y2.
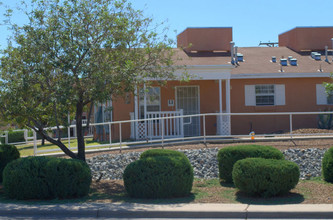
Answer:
16 138 115 156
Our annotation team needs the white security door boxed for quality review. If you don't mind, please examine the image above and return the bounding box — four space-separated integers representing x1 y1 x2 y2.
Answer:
176 86 200 136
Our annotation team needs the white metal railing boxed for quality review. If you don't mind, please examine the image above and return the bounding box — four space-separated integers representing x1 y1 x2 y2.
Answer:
3 111 333 156
145 110 184 139
130 110 184 140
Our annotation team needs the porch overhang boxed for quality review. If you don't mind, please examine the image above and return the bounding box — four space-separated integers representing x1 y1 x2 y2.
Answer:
175 65 233 80
144 65 233 81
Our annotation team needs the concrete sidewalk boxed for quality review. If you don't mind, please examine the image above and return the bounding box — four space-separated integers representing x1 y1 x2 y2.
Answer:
0 203 333 219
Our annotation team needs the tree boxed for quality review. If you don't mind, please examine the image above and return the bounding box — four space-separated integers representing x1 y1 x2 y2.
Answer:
0 0 178 161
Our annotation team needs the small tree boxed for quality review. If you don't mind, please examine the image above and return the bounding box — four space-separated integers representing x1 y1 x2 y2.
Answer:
0 0 178 161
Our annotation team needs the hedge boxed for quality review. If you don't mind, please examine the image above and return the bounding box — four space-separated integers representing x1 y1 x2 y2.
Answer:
0 130 25 144
140 149 188 160
217 145 284 183
0 144 20 182
123 155 193 199
322 147 333 183
232 158 300 197
3 157 91 200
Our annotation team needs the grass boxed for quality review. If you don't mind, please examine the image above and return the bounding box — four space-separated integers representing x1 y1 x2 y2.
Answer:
15 138 121 157
1 177 332 205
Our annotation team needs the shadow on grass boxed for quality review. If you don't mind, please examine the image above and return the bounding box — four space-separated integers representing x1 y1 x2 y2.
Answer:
218 180 305 205
235 191 305 205
0 181 195 205
219 181 235 188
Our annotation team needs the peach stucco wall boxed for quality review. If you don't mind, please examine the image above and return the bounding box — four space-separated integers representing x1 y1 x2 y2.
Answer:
111 80 225 139
108 77 331 139
279 27 333 51
177 28 232 52
230 77 331 135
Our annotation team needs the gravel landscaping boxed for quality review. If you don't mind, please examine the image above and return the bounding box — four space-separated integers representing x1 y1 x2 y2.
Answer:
87 147 328 180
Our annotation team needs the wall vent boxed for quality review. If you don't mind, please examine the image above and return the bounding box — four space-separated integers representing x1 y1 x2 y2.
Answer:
290 58 297 66
280 58 288 66
311 52 321 60
237 53 244 62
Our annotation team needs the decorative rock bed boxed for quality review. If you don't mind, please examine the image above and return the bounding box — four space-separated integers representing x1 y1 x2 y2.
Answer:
86 148 327 180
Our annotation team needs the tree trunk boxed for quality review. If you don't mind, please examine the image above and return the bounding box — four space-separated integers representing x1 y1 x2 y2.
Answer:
36 129 77 159
76 101 86 161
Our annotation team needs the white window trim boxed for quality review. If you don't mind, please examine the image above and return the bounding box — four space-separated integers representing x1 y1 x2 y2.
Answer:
245 84 285 106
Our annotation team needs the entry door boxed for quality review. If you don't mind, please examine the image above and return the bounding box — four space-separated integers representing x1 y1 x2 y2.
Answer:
176 86 200 136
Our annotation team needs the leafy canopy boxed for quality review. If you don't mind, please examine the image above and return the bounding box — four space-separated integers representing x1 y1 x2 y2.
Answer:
0 0 178 160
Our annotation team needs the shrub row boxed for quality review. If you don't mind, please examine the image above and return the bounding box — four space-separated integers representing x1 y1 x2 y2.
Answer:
217 145 284 183
3 156 91 200
123 149 193 199
217 145 300 197
0 144 20 182
322 147 333 183
0 130 25 144
232 158 300 197
0 130 44 144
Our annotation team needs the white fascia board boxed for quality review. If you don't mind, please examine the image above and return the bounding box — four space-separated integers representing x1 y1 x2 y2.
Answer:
231 72 331 79
174 65 233 80
144 65 233 81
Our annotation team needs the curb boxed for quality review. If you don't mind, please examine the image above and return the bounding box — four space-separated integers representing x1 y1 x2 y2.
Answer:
1 203 333 219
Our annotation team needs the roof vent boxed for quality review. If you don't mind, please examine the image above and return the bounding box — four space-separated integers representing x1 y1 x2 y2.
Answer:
236 53 243 62
280 58 288 66
311 52 321 60
272 56 276 63
290 58 297 66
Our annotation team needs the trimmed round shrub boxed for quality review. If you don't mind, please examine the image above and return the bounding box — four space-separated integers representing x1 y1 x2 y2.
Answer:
123 155 193 199
322 147 333 183
0 144 20 182
232 158 300 197
3 156 91 200
217 145 284 183
140 149 187 159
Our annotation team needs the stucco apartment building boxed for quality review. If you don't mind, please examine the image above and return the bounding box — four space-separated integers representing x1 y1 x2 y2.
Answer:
94 26 333 141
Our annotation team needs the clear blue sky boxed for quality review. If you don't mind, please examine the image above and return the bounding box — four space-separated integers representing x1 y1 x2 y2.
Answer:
1 0 333 48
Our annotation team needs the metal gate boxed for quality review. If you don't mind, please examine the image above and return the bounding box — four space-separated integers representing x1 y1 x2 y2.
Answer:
176 86 200 136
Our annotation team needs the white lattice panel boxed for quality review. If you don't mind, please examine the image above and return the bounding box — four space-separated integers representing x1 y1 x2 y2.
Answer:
217 115 230 135
138 123 146 140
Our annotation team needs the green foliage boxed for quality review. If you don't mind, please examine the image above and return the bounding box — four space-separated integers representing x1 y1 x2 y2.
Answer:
318 112 333 129
0 144 20 182
123 155 193 199
3 157 91 200
140 149 187 159
232 158 300 197
322 147 333 183
217 145 284 183
0 130 25 143
0 0 177 160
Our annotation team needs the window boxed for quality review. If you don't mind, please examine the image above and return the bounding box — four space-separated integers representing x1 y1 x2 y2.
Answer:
317 84 333 105
139 87 160 118
245 84 285 106
255 85 275 106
